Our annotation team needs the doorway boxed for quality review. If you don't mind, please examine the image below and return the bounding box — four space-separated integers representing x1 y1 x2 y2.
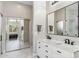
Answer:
6 17 30 52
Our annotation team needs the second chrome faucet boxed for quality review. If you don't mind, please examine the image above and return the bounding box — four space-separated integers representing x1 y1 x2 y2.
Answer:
65 39 70 44
64 39 74 45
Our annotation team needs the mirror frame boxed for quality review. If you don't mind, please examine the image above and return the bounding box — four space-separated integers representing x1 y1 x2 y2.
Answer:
46 1 79 37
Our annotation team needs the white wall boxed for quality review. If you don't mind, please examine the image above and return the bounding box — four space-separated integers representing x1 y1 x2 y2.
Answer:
3 1 32 19
0 2 6 53
33 1 46 55
48 1 77 13
0 2 3 13
0 1 33 53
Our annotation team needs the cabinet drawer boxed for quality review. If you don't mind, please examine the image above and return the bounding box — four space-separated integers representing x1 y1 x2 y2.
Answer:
37 47 49 58
37 41 48 49
37 42 51 58
48 46 73 58
37 49 44 58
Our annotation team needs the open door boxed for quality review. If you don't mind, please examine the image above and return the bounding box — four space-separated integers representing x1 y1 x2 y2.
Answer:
6 17 30 52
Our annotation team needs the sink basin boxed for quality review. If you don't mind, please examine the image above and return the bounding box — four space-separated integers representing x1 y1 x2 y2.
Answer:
51 40 64 45
49 39 79 53
61 44 79 52
56 42 63 45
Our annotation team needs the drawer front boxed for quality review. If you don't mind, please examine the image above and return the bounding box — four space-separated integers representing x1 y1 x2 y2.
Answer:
37 41 49 58
36 40 73 58
37 48 44 58
37 46 49 58
48 46 73 58
37 40 49 49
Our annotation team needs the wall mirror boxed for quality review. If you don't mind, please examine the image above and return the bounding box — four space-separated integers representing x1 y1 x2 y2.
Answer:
47 2 79 37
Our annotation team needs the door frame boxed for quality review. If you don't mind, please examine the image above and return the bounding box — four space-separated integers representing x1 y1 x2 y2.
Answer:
5 16 30 52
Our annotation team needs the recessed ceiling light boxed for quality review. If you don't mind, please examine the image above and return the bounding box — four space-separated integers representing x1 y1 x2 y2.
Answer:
17 5 21 8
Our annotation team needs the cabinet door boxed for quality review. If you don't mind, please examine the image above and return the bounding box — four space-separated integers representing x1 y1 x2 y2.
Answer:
37 41 43 57
65 2 78 37
37 41 48 58
48 46 58 58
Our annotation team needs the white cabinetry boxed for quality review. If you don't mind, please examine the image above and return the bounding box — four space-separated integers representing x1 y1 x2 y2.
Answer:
48 45 73 58
37 40 49 58
36 39 79 58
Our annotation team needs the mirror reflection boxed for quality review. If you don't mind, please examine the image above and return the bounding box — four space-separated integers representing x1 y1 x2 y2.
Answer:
47 2 78 37
56 20 63 35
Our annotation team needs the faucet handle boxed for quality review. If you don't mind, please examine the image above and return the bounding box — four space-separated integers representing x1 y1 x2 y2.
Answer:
64 39 68 43
64 40 67 43
64 39 70 44
71 41 75 45
46 35 51 40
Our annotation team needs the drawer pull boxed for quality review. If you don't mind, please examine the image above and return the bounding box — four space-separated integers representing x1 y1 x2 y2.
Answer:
57 50 61 53
45 45 48 47
45 50 48 53
37 55 40 58
38 42 40 44
38 47 40 48
45 55 48 58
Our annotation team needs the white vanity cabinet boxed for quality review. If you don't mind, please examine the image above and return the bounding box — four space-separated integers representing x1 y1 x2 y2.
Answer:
36 39 79 58
36 40 49 58
48 45 73 58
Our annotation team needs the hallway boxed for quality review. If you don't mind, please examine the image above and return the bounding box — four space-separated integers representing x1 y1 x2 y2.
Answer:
0 1 33 58
6 39 30 51
0 48 32 58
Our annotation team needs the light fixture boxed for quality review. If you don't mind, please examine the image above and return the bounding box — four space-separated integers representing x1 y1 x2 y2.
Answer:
17 5 21 8
52 1 58 5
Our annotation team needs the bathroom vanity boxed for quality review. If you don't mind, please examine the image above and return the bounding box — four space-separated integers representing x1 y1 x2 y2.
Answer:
34 1 79 58
47 2 78 37
36 39 79 58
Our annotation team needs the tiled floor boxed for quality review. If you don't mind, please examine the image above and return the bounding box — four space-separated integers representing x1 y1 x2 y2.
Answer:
0 48 32 58
6 39 29 51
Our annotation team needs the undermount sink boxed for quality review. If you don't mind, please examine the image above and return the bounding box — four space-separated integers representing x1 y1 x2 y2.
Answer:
49 39 79 53
56 42 63 45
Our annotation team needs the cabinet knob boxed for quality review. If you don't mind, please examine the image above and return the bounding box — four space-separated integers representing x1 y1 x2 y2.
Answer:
45 55 48 58
57 50 62 53
45 45 48 47
37 55 40 58
45 50 48 53
38 47 40 48
38 42 40 44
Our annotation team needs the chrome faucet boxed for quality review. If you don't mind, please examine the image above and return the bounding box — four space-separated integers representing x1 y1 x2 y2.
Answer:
64 39 70 44
46 35 51 40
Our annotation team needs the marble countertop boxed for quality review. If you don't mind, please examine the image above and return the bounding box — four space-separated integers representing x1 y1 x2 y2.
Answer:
43 39 79 53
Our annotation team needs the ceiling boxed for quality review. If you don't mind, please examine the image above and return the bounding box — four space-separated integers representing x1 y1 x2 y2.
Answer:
17 1 33 6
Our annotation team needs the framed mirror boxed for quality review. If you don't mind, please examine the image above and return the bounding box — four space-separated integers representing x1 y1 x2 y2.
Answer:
47 2 79 37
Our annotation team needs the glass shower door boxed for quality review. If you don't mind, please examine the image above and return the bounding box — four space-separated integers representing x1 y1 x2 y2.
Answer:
17 19 27 49
6 18 20 52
